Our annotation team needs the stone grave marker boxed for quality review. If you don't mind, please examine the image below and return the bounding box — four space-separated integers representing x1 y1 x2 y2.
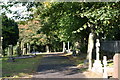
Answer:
16 42 21 56
23 48 26 55
63 42 66 53
103 56 108 78
8 45 13 57
27 43 30 54
92 39 103 73
0 37 3 56
113 53 120 80
68 41 70 53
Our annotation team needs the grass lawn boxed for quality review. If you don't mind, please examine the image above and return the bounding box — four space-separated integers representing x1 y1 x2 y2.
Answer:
107 60 113 67
2 55 43 78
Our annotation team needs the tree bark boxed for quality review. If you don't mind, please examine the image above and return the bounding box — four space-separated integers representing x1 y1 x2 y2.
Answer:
86 32 95 70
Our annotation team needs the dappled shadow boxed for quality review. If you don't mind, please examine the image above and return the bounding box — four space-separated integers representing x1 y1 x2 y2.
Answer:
35 54 84 76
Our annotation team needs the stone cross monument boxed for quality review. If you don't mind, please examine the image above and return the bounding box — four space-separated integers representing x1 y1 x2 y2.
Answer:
103 56 108 78
92 39 103 73
96 39 100 60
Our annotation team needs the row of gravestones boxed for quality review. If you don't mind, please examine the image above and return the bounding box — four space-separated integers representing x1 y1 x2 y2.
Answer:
88 39 120 79
102 54 120 79
91 39 120 79
7 42 31 57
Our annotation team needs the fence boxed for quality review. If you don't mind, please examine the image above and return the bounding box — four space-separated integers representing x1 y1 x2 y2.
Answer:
100 41 120 53
100 40 120 79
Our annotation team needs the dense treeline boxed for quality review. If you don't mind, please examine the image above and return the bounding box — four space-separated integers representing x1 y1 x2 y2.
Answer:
31 2 120 52
1 2 120 54
2 14 19 50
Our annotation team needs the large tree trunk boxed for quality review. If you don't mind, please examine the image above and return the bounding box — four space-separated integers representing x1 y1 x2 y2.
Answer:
86 32 95 70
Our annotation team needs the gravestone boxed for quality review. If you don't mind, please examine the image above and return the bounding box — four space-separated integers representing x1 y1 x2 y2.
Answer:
113 53 120 80
21 42 24 55
92 39 103 73
63 42 66 53
23 48 26 55
16 42 21 56
67 41 70 53
0 37 3 56
27 43 30 54
103 56 108 78
8 45 13 57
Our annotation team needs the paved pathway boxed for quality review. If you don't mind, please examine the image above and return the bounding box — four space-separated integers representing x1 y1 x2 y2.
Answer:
32 53 102 78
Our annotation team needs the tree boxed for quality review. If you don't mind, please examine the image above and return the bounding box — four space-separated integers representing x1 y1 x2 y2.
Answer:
2 14 19 50
79 2 120 70
37 2 90 52
33 2 120 70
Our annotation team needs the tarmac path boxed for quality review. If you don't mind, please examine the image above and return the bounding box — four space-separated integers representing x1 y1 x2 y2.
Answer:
32 52 102 78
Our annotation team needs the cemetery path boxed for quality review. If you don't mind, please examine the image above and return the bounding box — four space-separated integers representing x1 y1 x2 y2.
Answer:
32 52 102 78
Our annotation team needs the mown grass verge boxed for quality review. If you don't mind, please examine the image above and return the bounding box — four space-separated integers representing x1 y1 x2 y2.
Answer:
1 55 43 78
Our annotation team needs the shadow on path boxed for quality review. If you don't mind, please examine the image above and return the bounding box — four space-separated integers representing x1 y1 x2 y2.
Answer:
32 53 87 78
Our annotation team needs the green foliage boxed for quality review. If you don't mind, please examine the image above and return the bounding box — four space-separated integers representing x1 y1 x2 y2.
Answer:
33 2 120 52
40 2 89 42
82 2 120 40
2 14 19 49
4 2 119 52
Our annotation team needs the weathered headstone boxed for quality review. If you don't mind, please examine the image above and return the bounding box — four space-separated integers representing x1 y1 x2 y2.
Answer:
27 43 30 54
103 56 108 78
8 45 13 57
92 39 103 73
68 41 70 53
113 53 120 80
16 42 21 56
63 42 66 53
23 48 26 55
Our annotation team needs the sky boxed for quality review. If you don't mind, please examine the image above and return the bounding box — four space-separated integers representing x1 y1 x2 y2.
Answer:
8 3 31 21
0 1 32 21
